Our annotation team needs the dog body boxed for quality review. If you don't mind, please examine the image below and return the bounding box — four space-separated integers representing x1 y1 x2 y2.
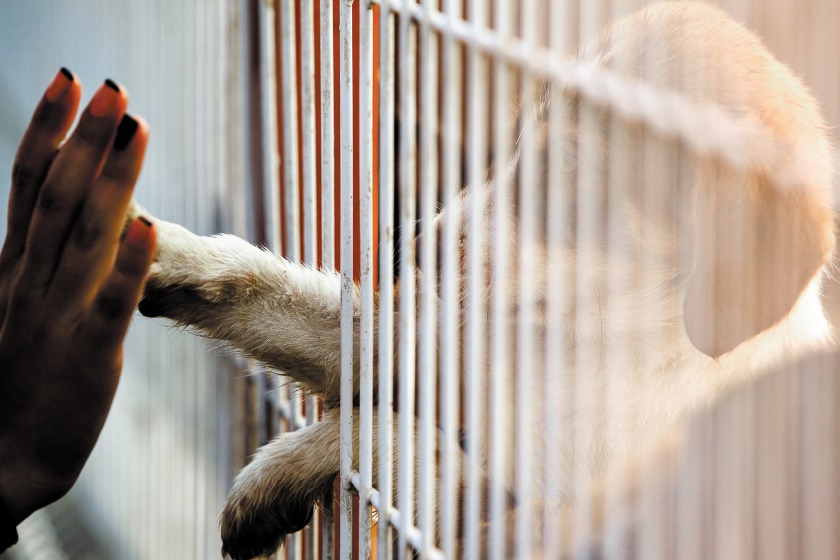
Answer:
131 2 835 557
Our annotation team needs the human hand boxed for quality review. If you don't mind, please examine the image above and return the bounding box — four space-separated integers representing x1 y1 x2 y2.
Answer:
0 69 155 525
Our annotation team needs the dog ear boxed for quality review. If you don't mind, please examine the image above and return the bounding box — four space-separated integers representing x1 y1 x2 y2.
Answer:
683 164 834 358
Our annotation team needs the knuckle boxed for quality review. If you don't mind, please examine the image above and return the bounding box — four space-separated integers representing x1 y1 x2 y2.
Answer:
11 162 36 191
30 323 49 345
30 102 53 128
36 185 66 215
72 117 114 152
8 290 38 319
71 219 103 252
95 293 128 321
100 159 131 183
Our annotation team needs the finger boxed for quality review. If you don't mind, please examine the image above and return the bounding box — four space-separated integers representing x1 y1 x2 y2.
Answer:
81 216 156 359
49 114 149 303
17 79 128 291
1 68 82 270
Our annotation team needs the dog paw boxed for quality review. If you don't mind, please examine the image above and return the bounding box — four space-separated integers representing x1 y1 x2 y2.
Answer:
134 224 221 319
220 464 319 560
220 421 340 560
137 282 216 320
220 494 314 560
125 202 254 320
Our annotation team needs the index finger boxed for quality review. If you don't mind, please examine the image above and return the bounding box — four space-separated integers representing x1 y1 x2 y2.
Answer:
0 68 82 269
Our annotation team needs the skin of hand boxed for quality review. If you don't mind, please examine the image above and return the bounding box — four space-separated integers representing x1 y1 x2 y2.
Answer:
0 69 156 525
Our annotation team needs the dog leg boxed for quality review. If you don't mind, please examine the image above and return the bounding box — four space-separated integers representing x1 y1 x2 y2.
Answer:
220 410 341 560
221 408 402 560
127 202 372 404
219 405 498 559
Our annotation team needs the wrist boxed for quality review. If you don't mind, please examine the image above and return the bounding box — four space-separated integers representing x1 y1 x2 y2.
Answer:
0 447 72 528
0 468 32 527
0 491 19 552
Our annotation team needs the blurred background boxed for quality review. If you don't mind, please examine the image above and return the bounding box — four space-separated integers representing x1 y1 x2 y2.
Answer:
1 0 840 558
0 1 259 558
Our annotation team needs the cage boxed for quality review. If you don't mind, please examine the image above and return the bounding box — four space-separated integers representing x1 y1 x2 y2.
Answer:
270 1 840 559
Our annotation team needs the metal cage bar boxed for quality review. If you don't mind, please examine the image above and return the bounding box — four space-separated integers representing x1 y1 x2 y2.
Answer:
377 2 398 559
463 0 489 557
438 0 464 557
396 2 419 556
417 0 440 555
338 0 355 556
488 0 513 556
358 1 376 559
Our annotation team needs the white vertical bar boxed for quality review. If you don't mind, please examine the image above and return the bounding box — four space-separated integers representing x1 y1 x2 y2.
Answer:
438 0 463 557
279 0 301 262
300 4 320 557
602 3 634 558
338 1 355 559
417 0 439 554
301 0 318 267
197 5 213 546
636 24 673 560
542 3 572 558
464 0 488 556
321 0 337 273
377 2 397 558
675 410 712 560
359 0 375 557
756 373 790 560
259 2 291 551
801 360 838 560
316 0 337 527
261 0 283 255
711 383 755 560
580 0 603 45
602 82 630 560
515 0 539 556
574 2 606 560
573 6 604 551
804 356 840 558
489 0 512 556
397 2 418 556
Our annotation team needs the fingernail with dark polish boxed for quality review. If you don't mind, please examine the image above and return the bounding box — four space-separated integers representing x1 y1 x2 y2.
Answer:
45 67 74 102
90 81 121 117
114 114 139 151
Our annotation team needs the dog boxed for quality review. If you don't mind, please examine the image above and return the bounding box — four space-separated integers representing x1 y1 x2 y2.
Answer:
128 2 836 558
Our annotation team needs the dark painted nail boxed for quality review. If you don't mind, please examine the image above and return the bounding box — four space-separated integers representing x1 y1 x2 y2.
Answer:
114 114 139 151
139 216 152 227
104 78 121 93
60 67 74 82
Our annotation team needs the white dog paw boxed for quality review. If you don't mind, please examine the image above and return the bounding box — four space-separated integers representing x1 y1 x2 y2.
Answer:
126 214 246 319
